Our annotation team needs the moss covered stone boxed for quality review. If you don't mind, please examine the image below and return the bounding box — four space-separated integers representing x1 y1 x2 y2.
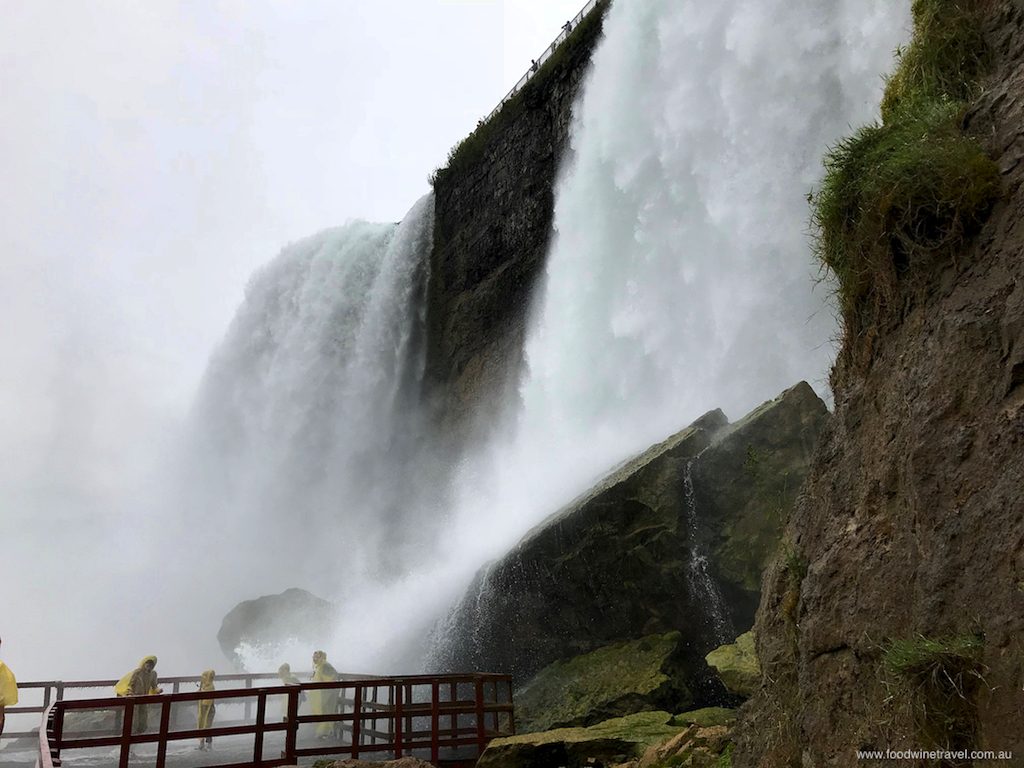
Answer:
704 632 760 698
670 707 737 729
478 711 683 768
515 633 692 733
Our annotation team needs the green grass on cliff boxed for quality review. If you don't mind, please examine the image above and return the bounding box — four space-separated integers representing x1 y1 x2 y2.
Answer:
880 0 989 120
883 633 985 749
429 1 607 188
810 0 1000 365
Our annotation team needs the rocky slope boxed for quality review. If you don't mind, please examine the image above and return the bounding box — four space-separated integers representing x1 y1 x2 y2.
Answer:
430 383 827 704
424 4 607 436
218 588 334 667
735 2 1024 763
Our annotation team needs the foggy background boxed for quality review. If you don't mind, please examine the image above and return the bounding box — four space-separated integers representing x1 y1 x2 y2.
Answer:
1 0 590 681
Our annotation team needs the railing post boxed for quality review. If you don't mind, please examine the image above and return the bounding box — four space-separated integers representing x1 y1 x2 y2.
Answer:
55 682 65 703
283 689 298 764
156 699 171 768
430 681 440 765
393 681 403 759
508 679 516 735
404 683 412 749
351 684 362 759
244 677 253 722
475 676 486 756
52 700 64 759
119 701 134 768
171 681 181 729
449 682 457 743
253 691 267 765
42 684 52 711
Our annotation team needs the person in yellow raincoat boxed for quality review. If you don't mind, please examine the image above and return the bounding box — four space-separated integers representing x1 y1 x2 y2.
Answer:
0 636 18 737
114 656 163 733
197 670 216 750
309 650 339 739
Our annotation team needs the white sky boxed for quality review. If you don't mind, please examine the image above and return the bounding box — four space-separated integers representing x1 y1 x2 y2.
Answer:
0 0 589 523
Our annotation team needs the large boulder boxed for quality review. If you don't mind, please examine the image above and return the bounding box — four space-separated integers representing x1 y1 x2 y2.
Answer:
478 712 683 768
218 588 335 667
704 632 760 698
515 633 692 733
430 383 827 704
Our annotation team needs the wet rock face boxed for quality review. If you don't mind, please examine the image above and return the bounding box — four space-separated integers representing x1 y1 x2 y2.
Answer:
430 383 827 705
704 632 760 698
734 5 1024 764
423 6 607 438
515 633 693 734
217 588 334 667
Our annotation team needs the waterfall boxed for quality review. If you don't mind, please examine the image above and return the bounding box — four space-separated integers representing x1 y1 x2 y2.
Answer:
173 0 910 674
180 193 440 604
684 456 734 647
446 0 911 566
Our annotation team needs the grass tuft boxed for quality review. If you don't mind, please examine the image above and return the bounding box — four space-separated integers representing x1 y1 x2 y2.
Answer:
810 0 1000 371
882 633 985 749
881 0 989 121
779 545 807 623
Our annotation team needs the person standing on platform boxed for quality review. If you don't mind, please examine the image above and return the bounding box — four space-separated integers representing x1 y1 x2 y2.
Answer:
310 650 340 740
114 656 163 733
0 637 17 737
197 669 216 750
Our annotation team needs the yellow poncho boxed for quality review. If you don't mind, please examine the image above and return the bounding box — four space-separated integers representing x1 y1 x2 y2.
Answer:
115 656 160 696
310 651 339 738
197 670 216 730
0 661 17 706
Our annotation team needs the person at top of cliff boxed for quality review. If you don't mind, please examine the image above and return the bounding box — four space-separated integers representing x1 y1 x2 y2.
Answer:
530 58 538 73
310 650 340 740
115 656 163 733
0 636 18 737
563 20 572 34
196 670 216 750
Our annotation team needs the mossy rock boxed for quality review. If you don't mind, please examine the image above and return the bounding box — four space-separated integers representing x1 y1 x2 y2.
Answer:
514 633 692 733
670 707 737 728
479 711 683 768
704 632 760 698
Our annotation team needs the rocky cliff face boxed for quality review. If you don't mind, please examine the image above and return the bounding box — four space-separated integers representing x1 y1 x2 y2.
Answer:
429 383 827 703
424 5 607 435
218 588 334 668
735 3 1024 764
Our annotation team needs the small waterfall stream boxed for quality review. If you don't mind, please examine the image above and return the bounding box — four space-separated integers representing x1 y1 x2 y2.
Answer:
683 455 735 646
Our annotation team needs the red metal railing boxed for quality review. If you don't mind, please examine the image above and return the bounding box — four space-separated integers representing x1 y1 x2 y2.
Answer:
4 671 374 740
34 673 514 768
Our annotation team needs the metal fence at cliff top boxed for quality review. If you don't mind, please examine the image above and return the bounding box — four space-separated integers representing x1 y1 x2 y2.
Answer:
483 0 600 124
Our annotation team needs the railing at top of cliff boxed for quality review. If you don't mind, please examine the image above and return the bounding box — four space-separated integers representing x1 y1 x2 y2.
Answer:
482 0 600 124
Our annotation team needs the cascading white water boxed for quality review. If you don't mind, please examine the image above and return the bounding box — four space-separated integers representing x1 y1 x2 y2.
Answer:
170 0 911 675
444 0 910 569
684 455 734 646
178 193 439 609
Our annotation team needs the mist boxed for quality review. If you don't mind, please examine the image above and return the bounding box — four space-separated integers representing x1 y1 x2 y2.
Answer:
3 0 910 707
1 0 591 683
